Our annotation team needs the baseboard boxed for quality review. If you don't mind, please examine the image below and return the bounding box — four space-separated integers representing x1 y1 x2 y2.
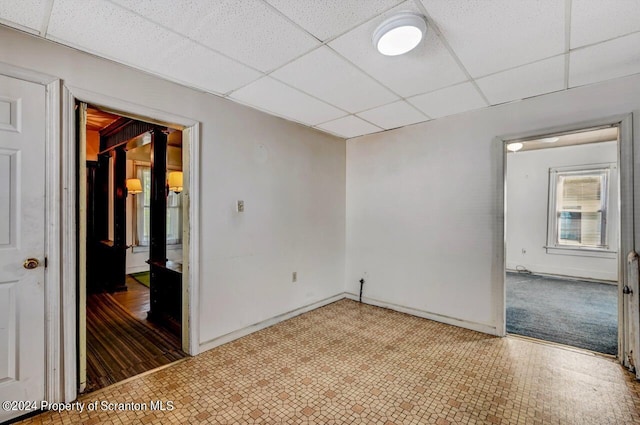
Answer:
344 292 499 336
125 266 148 275
199 291 500 354
198 293 345 353
506 269 617 285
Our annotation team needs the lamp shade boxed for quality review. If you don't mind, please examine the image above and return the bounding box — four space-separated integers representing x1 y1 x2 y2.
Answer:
126 178 143 194
168 171 183 193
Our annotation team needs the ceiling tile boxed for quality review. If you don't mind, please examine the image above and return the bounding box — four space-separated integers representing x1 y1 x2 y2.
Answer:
571 0 640 48
420 0 565 77
271 46 399 113
108 0 207 35
147 39 262 95
47 0 187 72
0 0 50 34
316 115 382 138
230 77 346 126
265 0 402 41
476 56 565 105
356 101 427 130
569 32 640 88
111 0 320 72
329 2 466 97
407 82 486 119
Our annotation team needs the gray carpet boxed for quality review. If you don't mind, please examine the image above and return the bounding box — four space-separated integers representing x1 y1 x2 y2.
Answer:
506 272 617 355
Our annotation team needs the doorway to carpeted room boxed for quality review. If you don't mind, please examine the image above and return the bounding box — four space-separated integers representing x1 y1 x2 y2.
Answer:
505 127 619 355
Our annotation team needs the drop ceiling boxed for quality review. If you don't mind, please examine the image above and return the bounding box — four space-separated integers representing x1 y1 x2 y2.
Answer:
2 0 639 139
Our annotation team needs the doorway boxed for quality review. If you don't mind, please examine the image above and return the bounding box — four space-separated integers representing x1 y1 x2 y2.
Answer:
78 103 189 392
504 126 620 355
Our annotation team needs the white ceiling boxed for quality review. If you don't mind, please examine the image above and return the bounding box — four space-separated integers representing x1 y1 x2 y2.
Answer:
1 0 639 139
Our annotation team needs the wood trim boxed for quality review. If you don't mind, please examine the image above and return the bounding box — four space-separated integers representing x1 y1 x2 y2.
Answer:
61 87 202 404
619 113 638 374
149 129 168 264
62 87 78 401
45 79 62 403
0 61 58 84
99 118 156 153
185 124 200 355
99 116 130 137
64 85 198 129
77 102 88 393
493 136 506 337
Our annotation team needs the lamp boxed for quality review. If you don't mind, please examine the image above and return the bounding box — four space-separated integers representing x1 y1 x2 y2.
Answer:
168 171 183 194
126 178 143 196
507 142 523 152
373 12 427 56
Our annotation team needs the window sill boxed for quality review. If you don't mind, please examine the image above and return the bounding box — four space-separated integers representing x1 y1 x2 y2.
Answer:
131 244 182 254
545 246 617 259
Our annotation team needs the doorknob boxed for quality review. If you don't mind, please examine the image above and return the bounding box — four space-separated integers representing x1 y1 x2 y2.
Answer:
23 258 39 269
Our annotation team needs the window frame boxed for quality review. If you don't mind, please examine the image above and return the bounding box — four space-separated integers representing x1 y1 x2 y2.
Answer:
546 163 616 258
131 160 182 249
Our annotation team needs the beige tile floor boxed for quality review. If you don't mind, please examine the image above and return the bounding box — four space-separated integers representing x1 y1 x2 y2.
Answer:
16 299 640 424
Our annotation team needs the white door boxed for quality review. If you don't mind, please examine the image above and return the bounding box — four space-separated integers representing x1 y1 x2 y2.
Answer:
0 74 46 422
619 116 640 377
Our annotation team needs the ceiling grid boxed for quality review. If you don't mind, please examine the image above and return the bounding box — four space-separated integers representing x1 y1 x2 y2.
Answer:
1 0 639 138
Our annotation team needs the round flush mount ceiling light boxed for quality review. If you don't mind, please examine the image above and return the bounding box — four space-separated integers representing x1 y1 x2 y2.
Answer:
507 142 523 152
373 12 427 56
540 136 559 143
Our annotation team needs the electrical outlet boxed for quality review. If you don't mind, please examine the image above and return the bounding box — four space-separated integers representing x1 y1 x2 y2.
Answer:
237 200 244 212
292 272 297 283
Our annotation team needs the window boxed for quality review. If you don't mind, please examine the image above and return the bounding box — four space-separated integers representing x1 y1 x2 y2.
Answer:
134 164 182 246
166 186 182 245
547 165 612 252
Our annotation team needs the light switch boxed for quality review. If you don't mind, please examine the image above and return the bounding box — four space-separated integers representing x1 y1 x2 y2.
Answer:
237 200 244 212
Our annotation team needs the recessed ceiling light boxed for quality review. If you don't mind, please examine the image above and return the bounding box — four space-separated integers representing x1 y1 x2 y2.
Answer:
507 142 523 152
540 137 559 143
373 12 427 56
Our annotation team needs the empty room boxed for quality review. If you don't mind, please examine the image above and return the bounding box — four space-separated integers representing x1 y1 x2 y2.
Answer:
0 1 640 424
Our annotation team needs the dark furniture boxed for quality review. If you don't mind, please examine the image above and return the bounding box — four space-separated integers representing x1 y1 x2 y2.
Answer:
147 260 182 335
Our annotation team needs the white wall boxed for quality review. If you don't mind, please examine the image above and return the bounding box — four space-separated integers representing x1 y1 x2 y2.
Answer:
506 142 618 281
0 27 346 350
346 72 640 334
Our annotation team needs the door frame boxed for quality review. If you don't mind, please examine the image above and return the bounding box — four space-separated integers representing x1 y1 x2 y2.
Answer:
61 85 201 401
0 63 62 403
495 113 636 365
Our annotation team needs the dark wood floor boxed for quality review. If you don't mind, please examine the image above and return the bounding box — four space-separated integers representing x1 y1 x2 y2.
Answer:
85 276 186 393
110 276 151 321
